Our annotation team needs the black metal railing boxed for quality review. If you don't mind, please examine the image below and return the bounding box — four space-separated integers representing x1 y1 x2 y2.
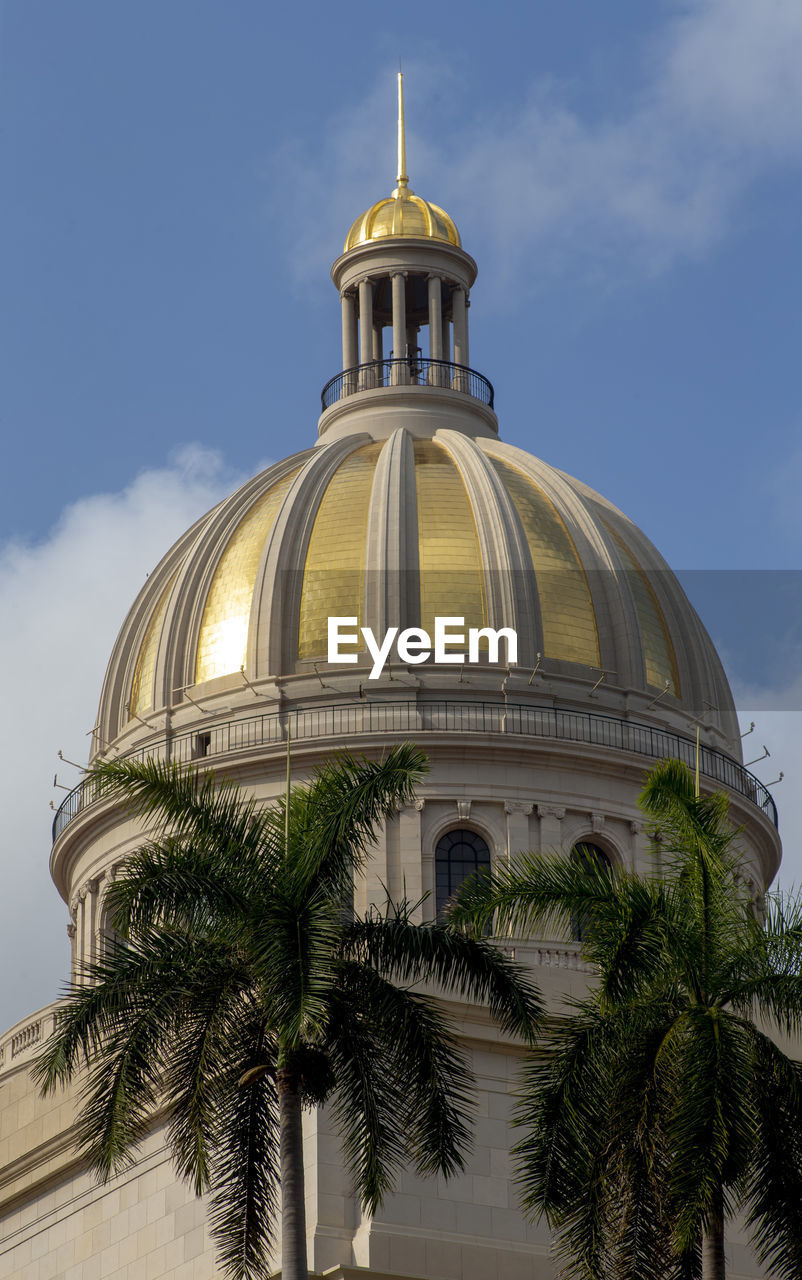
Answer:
52 699 777 841
321 358 495 411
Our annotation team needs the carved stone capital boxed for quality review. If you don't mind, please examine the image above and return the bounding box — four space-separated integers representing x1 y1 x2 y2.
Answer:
504 801 533 816
537 804 565 820
397 798 425 813
66 923 77 940
629 820 644 836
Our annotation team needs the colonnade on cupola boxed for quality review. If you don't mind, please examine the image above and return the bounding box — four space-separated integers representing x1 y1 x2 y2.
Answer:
338 265 471 387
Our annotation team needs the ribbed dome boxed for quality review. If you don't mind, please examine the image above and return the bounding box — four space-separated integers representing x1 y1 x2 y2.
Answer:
96 428 736 751
344 189 460 251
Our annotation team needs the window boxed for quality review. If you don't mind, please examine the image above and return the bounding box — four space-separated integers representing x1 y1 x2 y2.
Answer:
435 828 491 916
570 842 612 942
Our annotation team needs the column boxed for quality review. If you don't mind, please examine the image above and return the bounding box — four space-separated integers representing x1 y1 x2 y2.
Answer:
341 290 358 395
441 313 451 365
427 274 443 385
372 321 383 378
504 801 533 862
357 821 389 916
358 277 374 389
504 802 534 939
67 921 77 983
391 271 409 384
75 890 87 985
452 286 469 390
537 803 565 851
398 800 424 919
86 877 100 966
406 323 420 381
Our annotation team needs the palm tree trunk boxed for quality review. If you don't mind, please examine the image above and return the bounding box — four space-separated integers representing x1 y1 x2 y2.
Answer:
701 1189 726 1280
277 1066 308 1280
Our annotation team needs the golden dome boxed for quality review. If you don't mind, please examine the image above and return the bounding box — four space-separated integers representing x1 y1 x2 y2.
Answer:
344 71 461 252
344 190 460 251
103 427 722 739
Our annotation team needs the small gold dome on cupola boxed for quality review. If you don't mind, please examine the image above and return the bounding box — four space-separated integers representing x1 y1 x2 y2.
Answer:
344 72 461 251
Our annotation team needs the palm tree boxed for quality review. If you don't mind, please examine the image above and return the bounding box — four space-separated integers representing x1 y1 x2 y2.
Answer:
35 744 542 1280
450 759 802 1280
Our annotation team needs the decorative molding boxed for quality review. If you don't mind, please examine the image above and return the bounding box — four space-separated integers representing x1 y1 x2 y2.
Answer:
66 923 76 940
455 799 472 821
629 820 644 836
397 798 425 814
590 812 605 834
537 804 565 820
504 801 533 816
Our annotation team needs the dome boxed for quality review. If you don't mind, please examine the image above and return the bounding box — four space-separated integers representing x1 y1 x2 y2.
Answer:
344 189 461 251
95 426 737 751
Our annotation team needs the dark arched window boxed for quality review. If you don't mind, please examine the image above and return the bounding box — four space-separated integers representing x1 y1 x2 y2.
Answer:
435 828 491 916
570 842 612 942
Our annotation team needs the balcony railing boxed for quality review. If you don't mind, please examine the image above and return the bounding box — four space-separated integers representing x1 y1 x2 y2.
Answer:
321 357 495 411
52 699 777 841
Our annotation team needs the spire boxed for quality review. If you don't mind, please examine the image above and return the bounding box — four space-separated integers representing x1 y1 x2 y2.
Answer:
395 68 410 195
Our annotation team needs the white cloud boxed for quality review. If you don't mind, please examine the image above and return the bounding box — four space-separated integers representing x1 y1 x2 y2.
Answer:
0 447 237 1033
660 0 802 155
733 696 802 893
273 0 802 293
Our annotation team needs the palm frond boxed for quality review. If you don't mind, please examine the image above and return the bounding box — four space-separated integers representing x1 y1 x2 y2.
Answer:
163 958 258 1195
103 837 261 938
661 1008 755 1253
448 850 627 941
326 985 408 1211
92 757 261 847
292 744 428 895
249 888 341 1047
208 1064 280 1280
333 959 473 1210
343 902 543 1041
743 1026 802 1280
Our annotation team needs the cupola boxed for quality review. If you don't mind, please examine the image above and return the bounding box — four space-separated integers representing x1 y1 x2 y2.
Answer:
320 73 492 444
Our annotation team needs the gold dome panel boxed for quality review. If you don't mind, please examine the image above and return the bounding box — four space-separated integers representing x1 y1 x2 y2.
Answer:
344 191 461 251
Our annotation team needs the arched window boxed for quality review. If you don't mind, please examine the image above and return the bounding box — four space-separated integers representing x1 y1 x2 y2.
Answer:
570 842 612 942
435 828 491 916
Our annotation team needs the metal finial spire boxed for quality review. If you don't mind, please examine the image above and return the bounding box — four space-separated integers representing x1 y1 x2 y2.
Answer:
396 69 409 191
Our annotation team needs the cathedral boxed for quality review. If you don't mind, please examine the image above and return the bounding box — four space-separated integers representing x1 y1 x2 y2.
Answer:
0 78 782 1280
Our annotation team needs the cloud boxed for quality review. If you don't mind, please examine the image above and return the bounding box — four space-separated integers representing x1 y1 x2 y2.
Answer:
272 0 802 294
0 447 238 1032
733 700 802 892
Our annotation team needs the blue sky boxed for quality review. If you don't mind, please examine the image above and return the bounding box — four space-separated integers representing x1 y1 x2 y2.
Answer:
2 0 802 1028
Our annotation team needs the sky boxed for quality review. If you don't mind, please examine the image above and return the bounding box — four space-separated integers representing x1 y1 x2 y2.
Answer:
1 0 802 1031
